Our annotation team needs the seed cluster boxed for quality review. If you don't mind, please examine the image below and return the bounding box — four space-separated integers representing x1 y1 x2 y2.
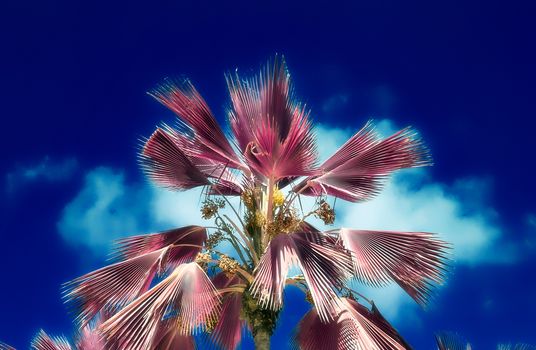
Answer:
204 314 218 333
201 198 225 220
268 208 301 237
241 188 261 211
218 254 240 275
206 230 224 249
314 199 336 225
195 252 212 267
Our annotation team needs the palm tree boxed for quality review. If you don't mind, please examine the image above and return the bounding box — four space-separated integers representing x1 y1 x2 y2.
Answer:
63 56 449 350
435 332 535 350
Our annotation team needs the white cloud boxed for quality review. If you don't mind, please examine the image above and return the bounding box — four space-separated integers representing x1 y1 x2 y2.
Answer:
314 121 505 265
57 167 150 256
58 168 240 259
149 187 206 228
312 120 510 319
5 156 78 193
339 174 503 264
335 172 506 319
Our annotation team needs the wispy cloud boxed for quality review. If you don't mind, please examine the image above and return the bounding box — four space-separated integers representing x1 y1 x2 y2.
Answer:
5 156 78 194
527 213 536 229
310 121 513 320
57 167 151 257
321 93 349 114
57 167 239 258
313 122 506 264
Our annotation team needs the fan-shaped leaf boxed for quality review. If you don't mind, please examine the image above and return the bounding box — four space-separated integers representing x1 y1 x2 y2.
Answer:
338 229 449 305
497 345 536 350
0 342 15 350
64 248 168 325
140 128 209 190
99 263 220 350
227 56 317 179
251 230 352 321
149 80 242 169
162 127 244 195
112 225 206 261
292 298 409 350
295 124 431 202
209 273 246 350
435 332 471 350
31 330 72 350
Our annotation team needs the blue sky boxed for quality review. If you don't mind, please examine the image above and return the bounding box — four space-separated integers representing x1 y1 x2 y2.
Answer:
1 0 535 348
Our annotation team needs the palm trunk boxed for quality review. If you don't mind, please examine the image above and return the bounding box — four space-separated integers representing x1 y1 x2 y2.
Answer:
243 289 279 350
253 326 271 350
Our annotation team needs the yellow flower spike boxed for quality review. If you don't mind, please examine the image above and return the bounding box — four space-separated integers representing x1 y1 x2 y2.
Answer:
273 186 285 207
254 211 266 227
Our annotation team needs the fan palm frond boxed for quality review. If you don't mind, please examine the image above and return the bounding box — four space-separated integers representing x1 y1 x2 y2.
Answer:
295 124 431 202
338 229 449 305
31 330 72 350
99 262 220 350
149 79 242 169
292 298 409 350
251 231 353 321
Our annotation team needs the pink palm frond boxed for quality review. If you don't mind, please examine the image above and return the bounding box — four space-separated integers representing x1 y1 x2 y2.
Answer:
142 126 243 195
99 262 220 350
273 107 318 178
321 121 379 171
151 320 197 350
149 80 242 169
140 128 210 190
188 156 243 195
292 298 409 350
112 225 206 261
75 311 108 350
0 342 15 350
66 230 206 327
210 273 246 350
163 124 242 187
227 56 318 179
64 249 168 325
337 229 449 305
342 298 410 350
435 332 472 350
295 124 431 202
209 178 243 196
291 307 360 350
497 345 536 350
365 302 413 349
250 230 353 321
75 328 103 350
31 330 72 350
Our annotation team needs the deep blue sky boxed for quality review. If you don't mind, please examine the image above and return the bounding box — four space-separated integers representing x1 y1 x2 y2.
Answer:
1 0 536 348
